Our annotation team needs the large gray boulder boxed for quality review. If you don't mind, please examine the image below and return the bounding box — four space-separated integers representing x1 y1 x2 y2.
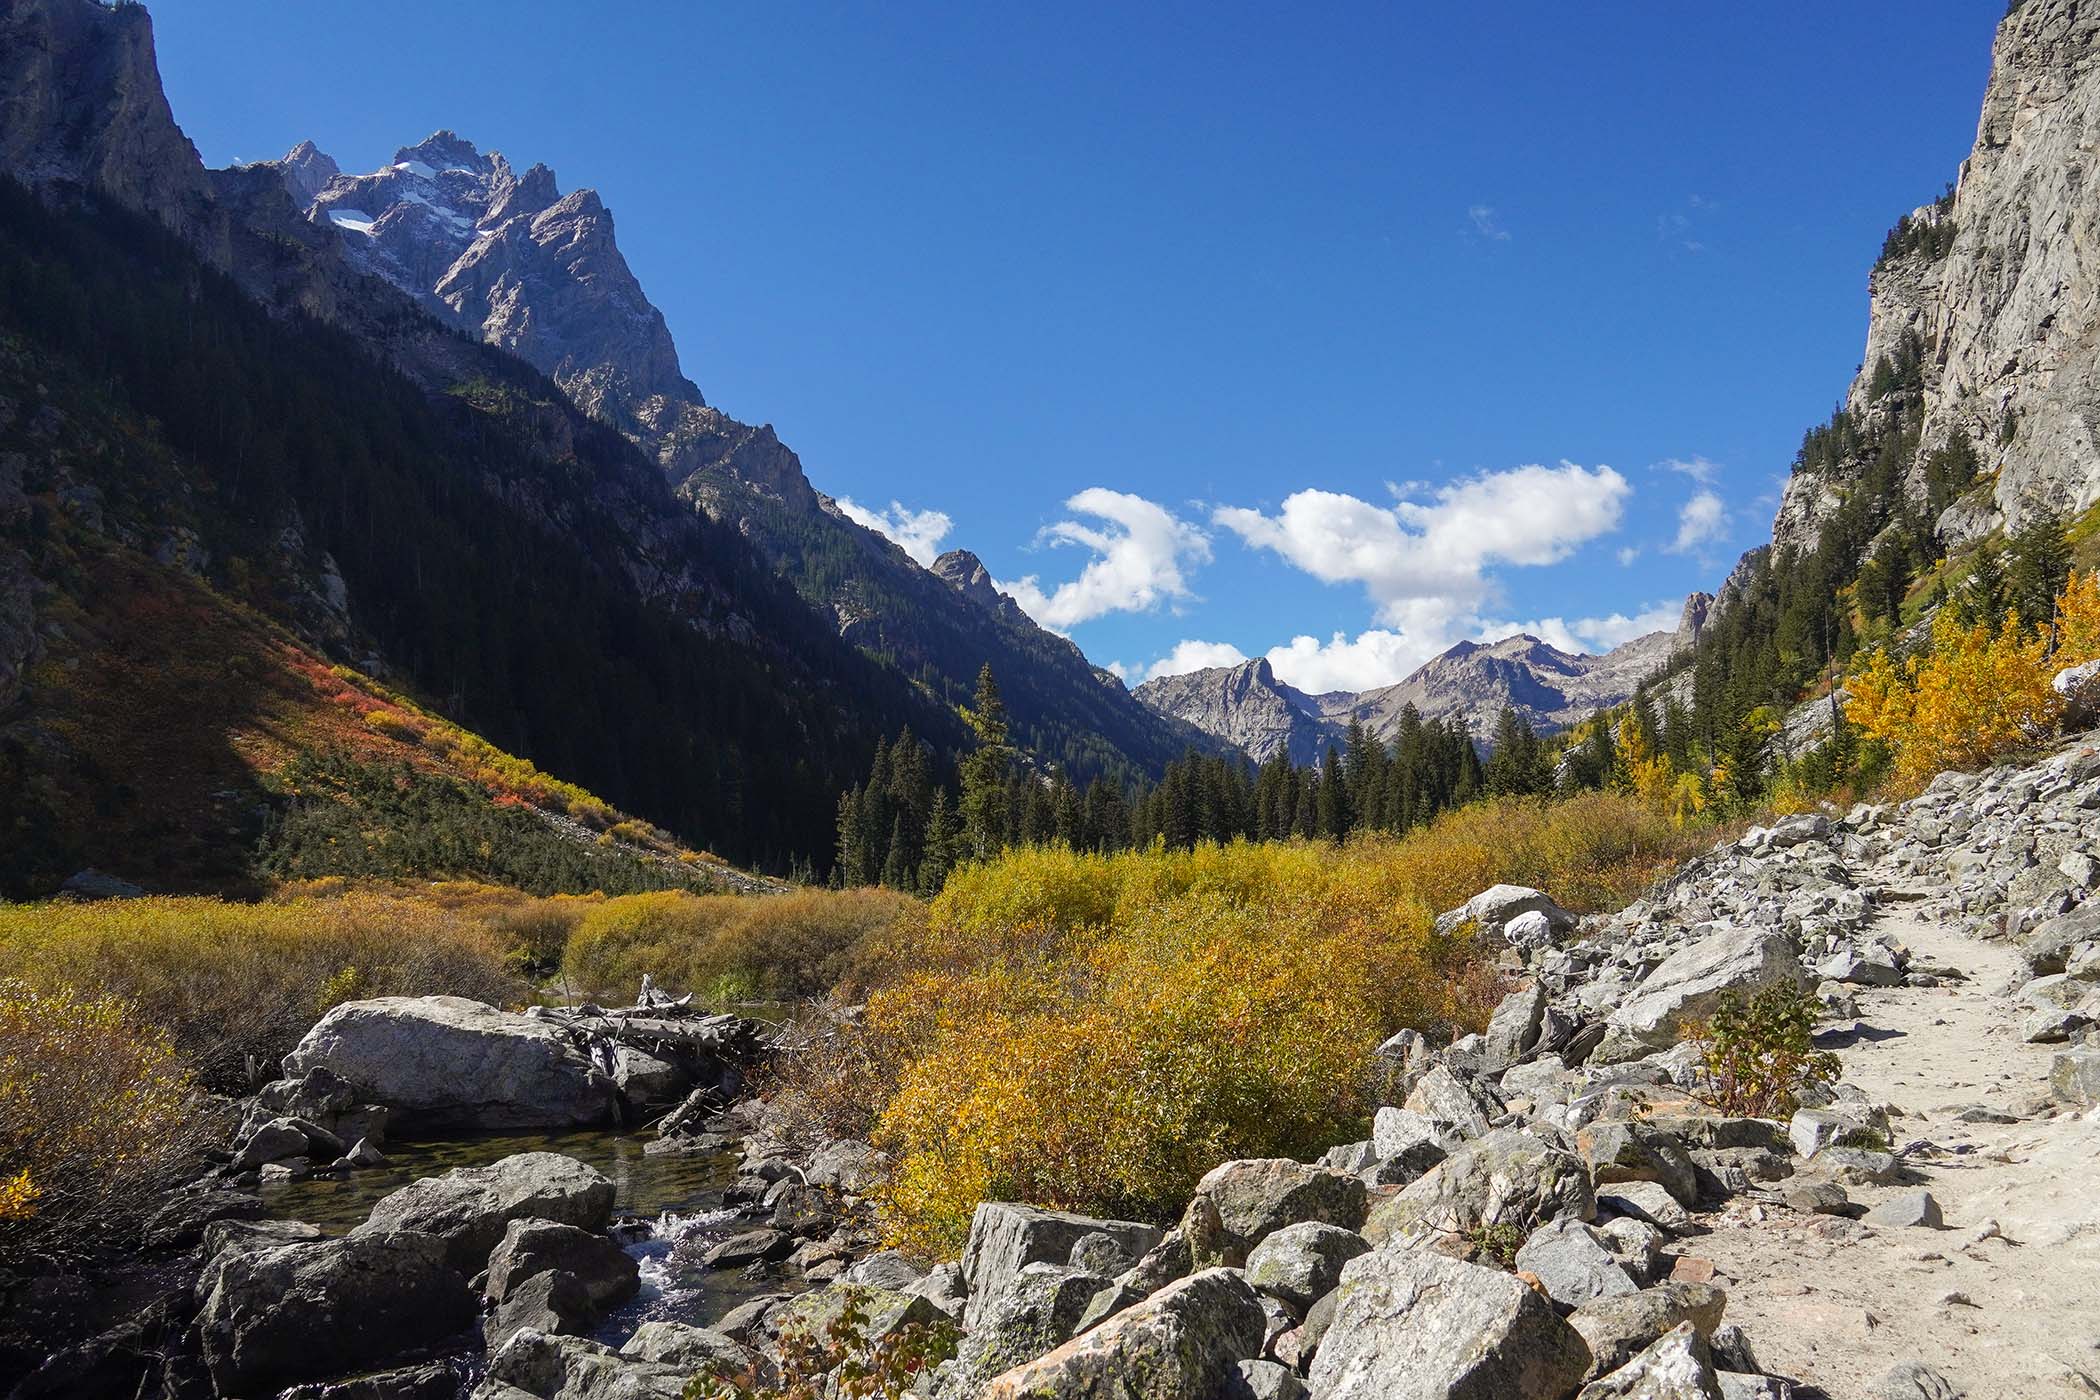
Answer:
1244 1222 1371 1312
1307 1249 1592 1400
1435 885 1577 945
956 1262 1109 1385
1365 1127 1595 1249
2051 1047 2100 1108
1188 1159 1368 1267
284 996 617 1129
1567 1284 1728 1381
1514 1219 1639 1308
196 1231 475 1396
980 1268 1266 1400
960 1203 1162 1333
353 1153 616 1271
1577 1120 1700 1208
1596 929 1802 1063
484 1218 639 1311
482 1327 686 1400
1401 1066 1503 1142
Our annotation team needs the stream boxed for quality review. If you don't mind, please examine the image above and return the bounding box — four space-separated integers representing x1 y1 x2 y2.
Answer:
261 1127 806 1343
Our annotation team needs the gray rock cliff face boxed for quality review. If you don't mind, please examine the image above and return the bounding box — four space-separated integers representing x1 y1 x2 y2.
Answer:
0 0 213 241
1135 658 1340 765
1769 0 2100 564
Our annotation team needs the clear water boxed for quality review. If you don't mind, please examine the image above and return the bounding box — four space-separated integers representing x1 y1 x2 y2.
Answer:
262 1128 808 1336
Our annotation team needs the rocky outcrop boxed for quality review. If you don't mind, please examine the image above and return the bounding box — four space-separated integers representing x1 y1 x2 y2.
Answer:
1765 0 2100 566
0 0 214 241
1134 658 1341 765
283 997 619 1130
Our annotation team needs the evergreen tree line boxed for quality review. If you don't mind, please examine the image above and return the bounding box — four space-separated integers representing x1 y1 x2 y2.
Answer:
835 666 1639 894
1660 319 2077 803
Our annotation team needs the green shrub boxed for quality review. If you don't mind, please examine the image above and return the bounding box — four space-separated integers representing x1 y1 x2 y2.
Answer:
1688 983 1839 1118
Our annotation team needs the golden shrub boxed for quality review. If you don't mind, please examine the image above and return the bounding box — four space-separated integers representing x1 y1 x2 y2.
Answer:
0 979 206 1266
562 888 921 1003
0 895 523 1090
1848 607 2062 791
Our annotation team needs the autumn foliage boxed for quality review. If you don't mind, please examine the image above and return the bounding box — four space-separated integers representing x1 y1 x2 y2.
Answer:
1847 570 2100 791
0 979 206 1267
777 793 1707 1257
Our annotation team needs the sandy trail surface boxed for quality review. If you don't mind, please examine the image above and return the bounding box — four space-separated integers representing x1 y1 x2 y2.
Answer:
1694 884 2100 1399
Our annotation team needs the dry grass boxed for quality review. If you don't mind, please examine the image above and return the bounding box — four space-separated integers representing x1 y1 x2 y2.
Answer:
562 888 922 1004
0 893 524 1091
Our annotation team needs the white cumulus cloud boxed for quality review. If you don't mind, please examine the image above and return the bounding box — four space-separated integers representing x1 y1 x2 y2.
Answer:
1002 488 1211 631
836 497 954 567
1111 638 1251 685
1264 629 1439 694
1668 489 1728 554
1214 463 1631 643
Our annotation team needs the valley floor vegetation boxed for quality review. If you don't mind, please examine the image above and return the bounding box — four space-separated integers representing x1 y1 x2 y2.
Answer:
774 792 1715 1256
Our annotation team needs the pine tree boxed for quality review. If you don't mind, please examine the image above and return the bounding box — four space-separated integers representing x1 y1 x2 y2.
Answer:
1316 746 1348 842
918 787 959 891
959 664 1014 859
2007 508 2073 632
834 788 869 887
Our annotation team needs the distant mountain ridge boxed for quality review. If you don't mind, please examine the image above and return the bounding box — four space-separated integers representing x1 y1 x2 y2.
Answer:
1136 614 1701 762
265 128 1219 783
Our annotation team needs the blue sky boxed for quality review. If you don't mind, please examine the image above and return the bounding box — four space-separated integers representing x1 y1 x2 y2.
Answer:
156 3 1998 692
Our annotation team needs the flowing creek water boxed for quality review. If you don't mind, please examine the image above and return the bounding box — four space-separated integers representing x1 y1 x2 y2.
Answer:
262 1127 805 1346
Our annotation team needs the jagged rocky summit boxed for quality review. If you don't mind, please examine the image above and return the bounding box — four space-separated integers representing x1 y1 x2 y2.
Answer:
1137 624 1695 763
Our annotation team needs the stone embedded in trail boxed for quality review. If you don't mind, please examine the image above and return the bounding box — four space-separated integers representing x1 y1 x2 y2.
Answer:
1187 1158 1368 1267
1366 1127 1595 1249
1307 1249 1591 1400
1595 928 1802 1063
284 996 618 1130
1576 1321 1721 1399
980 1268 1267 1400
1244 1221 1371 1311
2049 1047 2100 1108
1863 1190 1943 1229
1874 1361 1965 1400
196 1230 475 1396
1515 1218 1641 1308
960 1203 1163 1333
352 1152 615 1271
